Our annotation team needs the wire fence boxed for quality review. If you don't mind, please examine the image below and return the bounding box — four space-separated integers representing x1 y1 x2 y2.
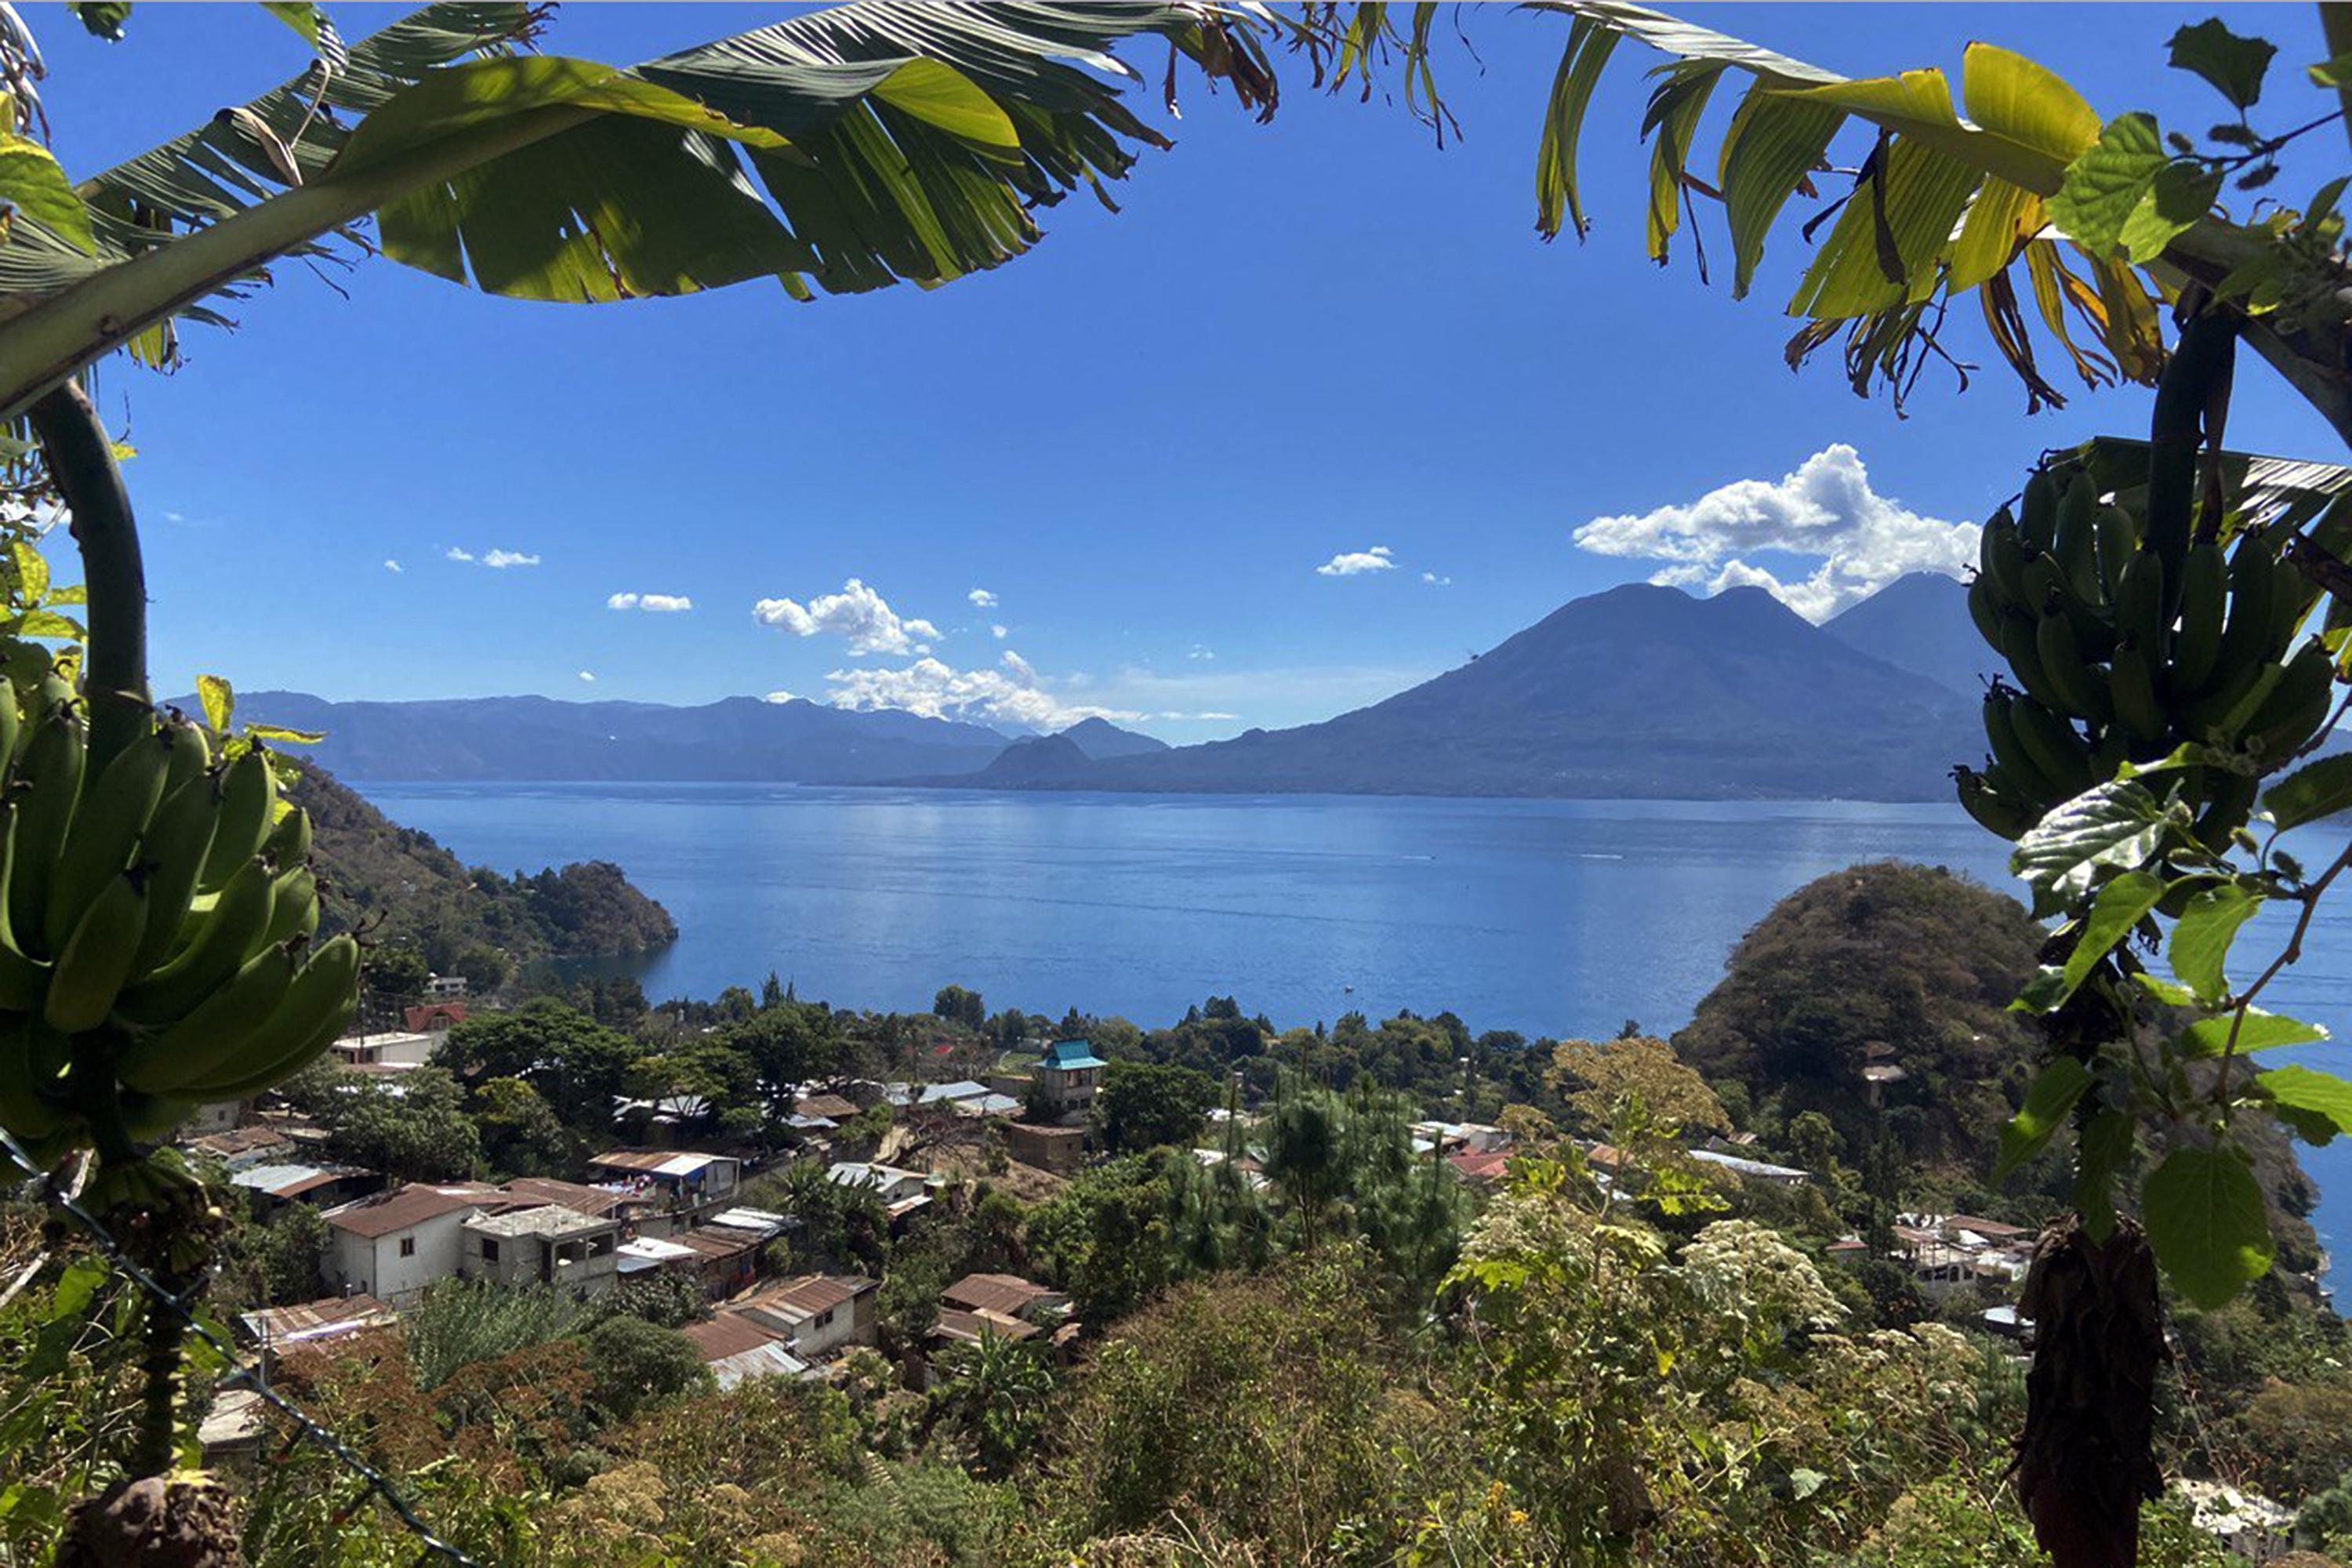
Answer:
0 1124 481 1567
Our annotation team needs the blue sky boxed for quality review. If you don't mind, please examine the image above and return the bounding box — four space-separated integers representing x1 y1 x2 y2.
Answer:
27 2 2346 736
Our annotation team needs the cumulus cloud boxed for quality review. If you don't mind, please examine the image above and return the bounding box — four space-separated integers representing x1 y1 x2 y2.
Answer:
822 651 1139 728
447 546 541 568
383 559 402 574
968 588 998 608
764 690 799 704
753 579 941 655
1187 644 1215 661
990 624 1008 640
577 670 596 683
1570 444 1973 622
608 592 694 613
1421 572 1450 586
1316 545 1396 577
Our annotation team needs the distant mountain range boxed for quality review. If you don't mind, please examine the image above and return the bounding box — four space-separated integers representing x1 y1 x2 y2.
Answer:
212 575 1991 801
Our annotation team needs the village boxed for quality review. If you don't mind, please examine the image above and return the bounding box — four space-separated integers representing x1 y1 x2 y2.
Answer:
172 978 2065 1472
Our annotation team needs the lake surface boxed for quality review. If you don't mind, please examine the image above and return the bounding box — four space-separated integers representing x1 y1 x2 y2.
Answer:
359 782 2352 1279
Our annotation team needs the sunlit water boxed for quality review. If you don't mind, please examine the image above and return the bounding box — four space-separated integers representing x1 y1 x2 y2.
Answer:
358 782 2352 1283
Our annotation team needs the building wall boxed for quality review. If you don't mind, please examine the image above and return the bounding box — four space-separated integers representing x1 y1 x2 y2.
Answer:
332 1210 477 1305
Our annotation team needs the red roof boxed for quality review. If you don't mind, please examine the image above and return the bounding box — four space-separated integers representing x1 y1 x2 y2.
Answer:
942 1273 1058 1318
746 1272 873 1318
404 1002 468 1032
684 1312 786 1361
1447 1149 1510 1182
326 1184 493 1238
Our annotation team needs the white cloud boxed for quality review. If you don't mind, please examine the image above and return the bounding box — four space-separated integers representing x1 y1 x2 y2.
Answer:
990 624 1008 641
764 690 799 704
1158 710 1240 720
447 546 540 568
1316 545 1396 578
383 559 403 574
821 652 1139 728
753 579 941 655
1421 572 1450 586
1570 444 1973 622
608 592 694 613
577 670 596 683
1187 644 1215 661
968 588 998 608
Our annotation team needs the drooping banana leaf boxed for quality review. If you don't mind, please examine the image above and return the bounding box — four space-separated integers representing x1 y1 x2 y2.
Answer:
0 0 1278 419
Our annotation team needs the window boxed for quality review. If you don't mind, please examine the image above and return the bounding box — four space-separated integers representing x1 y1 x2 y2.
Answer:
480 1239 499 1262
814 1308 833 1329
398 1236 416 1258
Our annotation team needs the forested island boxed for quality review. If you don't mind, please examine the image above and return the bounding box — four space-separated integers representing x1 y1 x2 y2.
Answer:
7 862 2339 1566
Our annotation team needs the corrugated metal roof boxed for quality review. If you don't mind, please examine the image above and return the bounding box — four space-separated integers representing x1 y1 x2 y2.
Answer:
1040 1040 1107 1071
942 1273 1060 1319
932 1306 1041 1345
325 1184 492 1238
707 1340 811 1389
589 1149 734 1179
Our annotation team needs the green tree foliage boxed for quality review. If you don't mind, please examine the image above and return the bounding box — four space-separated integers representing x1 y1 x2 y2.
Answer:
1092 1058 1217 1155
401 1279 590 1391
579 1315 711 1423
471 1076 575 1179
301 1066 481 1183
436 1000 643 1135
927 1330 1054 1476
931 985 985 1031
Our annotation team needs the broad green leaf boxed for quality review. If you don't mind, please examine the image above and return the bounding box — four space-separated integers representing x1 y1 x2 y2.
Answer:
2312 53 2352 89
1947 177 2039 292
62 2 129 42
1789 1468 1828 1501
2259 1064 2352 1142
1535 19 1622 240
2119 160 2222 264
2169 18 2276 110
2168 883 2262 1003
0 131 97 255
1716 88 1842 299
47 1256 104 1322
196 674 233 735
2183 1006 2329 1058
2142 1143 2274 1308
1780 67 2068 195
2048 869 2163 1006
2047 113 2167 258
13 612 82 641
1959 43 2100 165
1788 131 1984 318
2010 779 2170 901
1995 1055 2094 1180
2121 740 2243 778
1643 63 1722 263
2074 1108 2133 1241
2134 972 2198 1007
872 59 1018 149
2262 752 2352 829
9 541 46 604
260 2 335 51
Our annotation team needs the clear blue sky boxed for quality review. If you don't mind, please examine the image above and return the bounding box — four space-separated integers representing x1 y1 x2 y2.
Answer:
26 2 2345 736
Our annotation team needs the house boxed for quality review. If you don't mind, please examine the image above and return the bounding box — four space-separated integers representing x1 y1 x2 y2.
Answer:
229 1161 383 1214
403 1001 468 1033
1446 1148 1511 1186
1686 1148 1809 1186
1032 1040 1107 1118
826 1162 930 1204
1412 1121 1512 1156
331 1031 440 1070
586 1149 742 1216
941 1272 1069 1326
887 1080 993 1110
426 974 468 1000
671 1222 769 1296
323 1184 501 1305
459 1205 622 1297
953 1093 1024 1119
684 1312 813 1389
793 1092 861 1122
734 1273 878 1361
1004 1122 1088 1175
187 1123 296 1171
500 1176 634 1221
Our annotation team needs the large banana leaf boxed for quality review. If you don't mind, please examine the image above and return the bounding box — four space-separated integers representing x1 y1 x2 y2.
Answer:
0 0 1276 419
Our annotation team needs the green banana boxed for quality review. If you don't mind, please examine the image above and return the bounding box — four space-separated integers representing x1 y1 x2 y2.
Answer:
2268 554 2320 662
2245 639 2336 759
1956 766 2036 840
116 939 300 1097
2011 697 2096 796
2095 505 2138 600
2209 535 2278 698
0 804 42 1014
1968 573 2005 649
0 1023 69 1139
1983 515 2031 612
2109 641 2169 745
261 866 318 947
2053 476 2102 604
128 772 222 979
2172 542 2228 694
114 854 275 1027
2113 552 2166 659
263 805 311 869
0 685 21 786
2184 660 2280 741
1984 695 2061 803
173 935 360 1101
2034 611 2114 724
43 723 169 956
43 870 148 1034
117 1090 194 1142
2194 772 2260 850
2001 617 2068 713
198 750 274 894
2020 470 2060 554
7 705 84 959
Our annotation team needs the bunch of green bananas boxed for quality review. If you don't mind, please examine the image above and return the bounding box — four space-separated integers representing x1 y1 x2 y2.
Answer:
0 677 358 1177
1955 461 2333 844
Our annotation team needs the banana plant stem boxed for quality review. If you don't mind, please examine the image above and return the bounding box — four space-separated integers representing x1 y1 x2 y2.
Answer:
25 383 147 775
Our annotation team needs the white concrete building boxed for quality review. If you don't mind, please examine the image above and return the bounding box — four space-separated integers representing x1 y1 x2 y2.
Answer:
323 1185 495 1306
734 1273 877 1362
459 1205 622 1297
332 1031 440 1069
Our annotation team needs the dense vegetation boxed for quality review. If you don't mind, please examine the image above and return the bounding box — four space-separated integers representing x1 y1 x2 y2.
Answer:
296 761 676 992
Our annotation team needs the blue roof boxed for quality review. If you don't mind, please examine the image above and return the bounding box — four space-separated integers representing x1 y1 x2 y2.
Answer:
1040 1040 1107 1071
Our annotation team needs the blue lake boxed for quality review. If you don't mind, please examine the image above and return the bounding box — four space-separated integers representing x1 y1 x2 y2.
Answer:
357 782 2352 1278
